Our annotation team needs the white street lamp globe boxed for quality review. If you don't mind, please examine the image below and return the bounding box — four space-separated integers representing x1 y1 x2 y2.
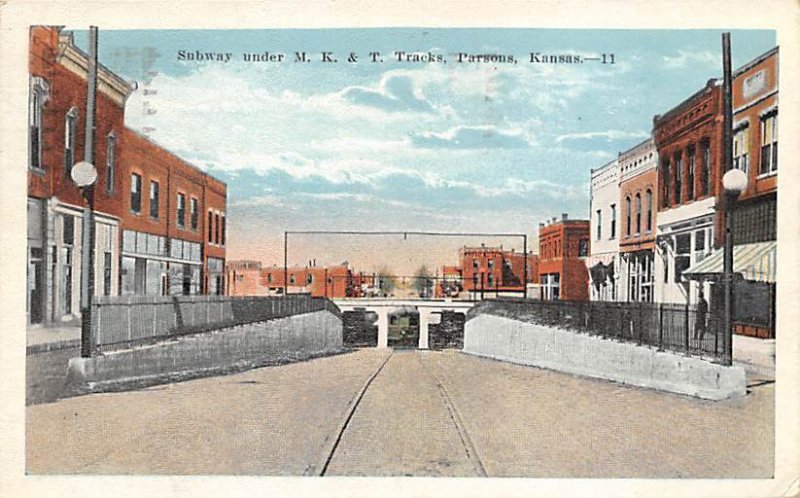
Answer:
722 168 748 195
71 161 98 187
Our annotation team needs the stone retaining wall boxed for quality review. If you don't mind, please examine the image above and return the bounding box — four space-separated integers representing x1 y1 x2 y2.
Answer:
464 314 746 400
67 310 342 393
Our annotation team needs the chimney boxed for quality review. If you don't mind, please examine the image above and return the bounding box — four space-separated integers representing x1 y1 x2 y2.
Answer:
552 217 557 224
538 222 545 230
562 213 568 221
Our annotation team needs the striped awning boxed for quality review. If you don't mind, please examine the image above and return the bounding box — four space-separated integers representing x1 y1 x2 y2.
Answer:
683 241 777 283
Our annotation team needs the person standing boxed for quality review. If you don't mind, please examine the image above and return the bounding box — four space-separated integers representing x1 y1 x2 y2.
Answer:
695 288 709 340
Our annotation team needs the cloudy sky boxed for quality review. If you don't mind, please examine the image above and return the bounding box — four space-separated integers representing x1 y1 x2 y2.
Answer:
73 28 774 273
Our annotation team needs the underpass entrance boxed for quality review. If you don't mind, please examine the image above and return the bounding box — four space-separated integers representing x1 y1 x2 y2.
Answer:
387 308 419 349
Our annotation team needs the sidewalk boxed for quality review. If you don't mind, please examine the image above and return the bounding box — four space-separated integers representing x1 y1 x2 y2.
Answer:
733 334 775 380
27 324 81 351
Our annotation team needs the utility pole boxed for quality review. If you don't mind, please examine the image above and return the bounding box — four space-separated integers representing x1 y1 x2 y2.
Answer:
79 26 98 358
721 32 735 366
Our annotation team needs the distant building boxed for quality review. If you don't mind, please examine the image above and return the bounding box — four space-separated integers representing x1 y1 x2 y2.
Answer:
459 245 538 299
618 138 659 302
538 215 590 301
435 265 463 298
587 158 620 301
226 260 265 296
226 260 363 298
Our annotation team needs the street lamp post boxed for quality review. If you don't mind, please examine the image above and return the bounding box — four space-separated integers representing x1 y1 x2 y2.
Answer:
722 168 747 365
74 26 99 358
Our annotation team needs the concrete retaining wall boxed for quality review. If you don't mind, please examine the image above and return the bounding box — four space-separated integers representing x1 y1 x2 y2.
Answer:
464 314 746 400
67 310 342 393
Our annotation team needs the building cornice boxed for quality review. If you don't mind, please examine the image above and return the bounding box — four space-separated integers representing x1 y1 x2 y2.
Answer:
56 33 134 107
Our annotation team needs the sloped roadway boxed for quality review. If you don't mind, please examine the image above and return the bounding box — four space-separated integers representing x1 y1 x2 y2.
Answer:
26 348 773 477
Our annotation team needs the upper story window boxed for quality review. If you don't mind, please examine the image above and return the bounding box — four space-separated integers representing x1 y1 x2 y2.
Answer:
215 212 220 244
673 152 682 205
646 190 653 233
105 133 116 194
635 193 642 235
130 173 142 213
760 111 778 175
190 198 199 231
733 125 750 174
487 259 494 270
610 204 616 239
687 147 696 201
700 140 710 196
306 274 313 285
29 77 49 171
596 209 602 240
661 159 671 208
625 196 632 237
177 193 186 228
472 258 478 270
208 210 214 243
64 107 78 176
578 239 589 257
149 181 160 219
221 214 226 246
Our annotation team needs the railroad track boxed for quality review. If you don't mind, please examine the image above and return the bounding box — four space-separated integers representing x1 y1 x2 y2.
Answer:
306 349 487 477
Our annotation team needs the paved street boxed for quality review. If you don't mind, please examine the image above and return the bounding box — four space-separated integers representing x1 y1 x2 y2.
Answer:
27 348 774 477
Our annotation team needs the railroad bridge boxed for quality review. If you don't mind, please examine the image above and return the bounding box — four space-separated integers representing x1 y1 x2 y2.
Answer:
333 298 478 349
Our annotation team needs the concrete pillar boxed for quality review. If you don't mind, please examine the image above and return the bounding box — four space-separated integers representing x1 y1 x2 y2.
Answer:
376 308 389 348
418 310 431 349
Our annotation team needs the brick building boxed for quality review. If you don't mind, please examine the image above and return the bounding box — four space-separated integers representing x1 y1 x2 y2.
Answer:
26 26 227 325
618 138 659 302
459 246 537 299
226 261 362 298
537 215 590 301
226 260 265 296
653 79 722 305
119 129 228 297
729 47 778 243
434 265 463 298
683 47 778 338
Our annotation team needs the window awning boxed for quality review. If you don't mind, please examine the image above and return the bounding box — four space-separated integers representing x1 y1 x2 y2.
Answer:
683 241 777 283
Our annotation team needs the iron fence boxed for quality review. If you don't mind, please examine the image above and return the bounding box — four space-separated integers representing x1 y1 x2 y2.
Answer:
468 298 726 361
91 294 338 352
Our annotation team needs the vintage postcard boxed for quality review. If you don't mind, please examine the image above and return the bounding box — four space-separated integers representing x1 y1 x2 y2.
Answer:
2 1 799 497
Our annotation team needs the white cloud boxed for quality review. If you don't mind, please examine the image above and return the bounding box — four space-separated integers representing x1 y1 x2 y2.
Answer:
662 50 718 69
555 129 649 144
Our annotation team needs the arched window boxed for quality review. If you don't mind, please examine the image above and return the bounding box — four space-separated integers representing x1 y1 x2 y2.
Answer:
105 132 116 193
625 196 632 237
661 159 671 208
29 77 50 171
635 193 642 235
646 189 653 232
64 107 78 175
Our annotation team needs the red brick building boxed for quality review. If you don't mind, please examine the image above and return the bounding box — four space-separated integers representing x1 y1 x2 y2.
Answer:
118 129 227 297
226 261 363 298
226 261 265 296
459 246 537 298
537 216 590 301
730 47 778 243
434 265 463 298
26 26 227 325
683 47 778 338
652 79 723 305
